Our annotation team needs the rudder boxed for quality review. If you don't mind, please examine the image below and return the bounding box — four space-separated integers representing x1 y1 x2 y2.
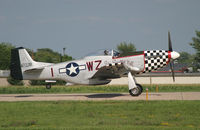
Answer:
10 47 23 80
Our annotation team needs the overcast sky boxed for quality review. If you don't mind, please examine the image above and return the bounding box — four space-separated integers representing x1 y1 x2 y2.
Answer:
0 0 200 58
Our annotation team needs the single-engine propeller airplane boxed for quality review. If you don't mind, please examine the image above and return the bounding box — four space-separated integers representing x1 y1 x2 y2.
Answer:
9 32 179 96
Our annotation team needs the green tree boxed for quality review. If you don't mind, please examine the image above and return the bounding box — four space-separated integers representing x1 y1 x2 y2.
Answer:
177 52 194 64
0 43 24 85
35 48 60 63
189 30 200 63
117 42 136 56
34 48 72 63
0 42 15 70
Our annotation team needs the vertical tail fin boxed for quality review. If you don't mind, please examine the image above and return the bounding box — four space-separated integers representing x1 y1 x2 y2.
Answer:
10 47 34 80
10 47 23 80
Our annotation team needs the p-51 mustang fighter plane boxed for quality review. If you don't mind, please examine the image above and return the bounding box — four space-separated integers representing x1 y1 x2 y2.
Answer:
10 32 180 96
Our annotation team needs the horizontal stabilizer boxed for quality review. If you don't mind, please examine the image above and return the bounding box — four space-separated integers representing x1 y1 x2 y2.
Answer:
24 67 45 73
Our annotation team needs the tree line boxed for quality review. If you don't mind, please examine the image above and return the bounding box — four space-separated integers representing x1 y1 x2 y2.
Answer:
0 43 73 70
0 43 72 85
0 30 200 85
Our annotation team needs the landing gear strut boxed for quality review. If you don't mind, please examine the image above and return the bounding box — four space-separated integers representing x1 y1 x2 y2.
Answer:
128 72 143 96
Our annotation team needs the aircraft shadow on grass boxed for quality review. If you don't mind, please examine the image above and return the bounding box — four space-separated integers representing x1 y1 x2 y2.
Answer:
13 94 124 98
86 93 124 98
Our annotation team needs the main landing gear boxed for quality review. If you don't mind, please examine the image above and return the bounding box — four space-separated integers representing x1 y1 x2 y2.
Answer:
128 72 143 96
129 83 143 96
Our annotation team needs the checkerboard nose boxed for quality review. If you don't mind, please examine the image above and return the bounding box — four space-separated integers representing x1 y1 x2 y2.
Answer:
170 51 180 60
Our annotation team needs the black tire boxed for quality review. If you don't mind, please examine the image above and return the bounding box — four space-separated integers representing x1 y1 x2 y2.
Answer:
129 84 143 96
46 84 51 89
136 83 143 93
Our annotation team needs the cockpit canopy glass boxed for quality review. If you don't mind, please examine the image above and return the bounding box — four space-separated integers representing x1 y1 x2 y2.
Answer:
85 49 120 57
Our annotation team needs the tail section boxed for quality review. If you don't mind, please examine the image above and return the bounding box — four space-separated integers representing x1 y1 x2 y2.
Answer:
10 47 53 80
10 47 25 80
18 47 35 68
10 47 52 80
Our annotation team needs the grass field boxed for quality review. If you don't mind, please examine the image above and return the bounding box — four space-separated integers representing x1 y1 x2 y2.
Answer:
0 84 200 94
0 101 199 129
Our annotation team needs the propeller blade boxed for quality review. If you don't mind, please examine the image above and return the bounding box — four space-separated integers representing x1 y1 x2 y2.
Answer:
170 61 175 82
168 31 173 52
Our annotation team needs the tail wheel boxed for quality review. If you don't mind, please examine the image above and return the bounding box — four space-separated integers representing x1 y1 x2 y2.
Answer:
46 84 52 89
129 84 143 96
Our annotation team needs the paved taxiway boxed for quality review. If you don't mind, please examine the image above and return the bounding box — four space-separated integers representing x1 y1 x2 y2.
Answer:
0 92 200 101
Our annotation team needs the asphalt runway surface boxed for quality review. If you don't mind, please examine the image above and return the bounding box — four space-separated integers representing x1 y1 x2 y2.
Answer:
0 92 200 101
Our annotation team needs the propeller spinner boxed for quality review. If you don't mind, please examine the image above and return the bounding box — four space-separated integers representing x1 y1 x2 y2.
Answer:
168 31 180 82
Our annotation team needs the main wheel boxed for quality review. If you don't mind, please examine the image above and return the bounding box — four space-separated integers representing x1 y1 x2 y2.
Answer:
46 84 52 89
137 84 143 93
129 84 143 96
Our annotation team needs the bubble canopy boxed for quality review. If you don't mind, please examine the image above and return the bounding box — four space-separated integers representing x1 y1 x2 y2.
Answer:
85 49 120 57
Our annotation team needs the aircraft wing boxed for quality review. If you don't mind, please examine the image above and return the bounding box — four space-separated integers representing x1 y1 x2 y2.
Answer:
91 63 127 79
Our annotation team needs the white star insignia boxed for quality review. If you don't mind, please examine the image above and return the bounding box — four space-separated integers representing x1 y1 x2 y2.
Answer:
67 63 78 75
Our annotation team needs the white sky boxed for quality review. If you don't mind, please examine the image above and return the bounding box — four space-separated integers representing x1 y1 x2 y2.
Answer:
0 0 200 58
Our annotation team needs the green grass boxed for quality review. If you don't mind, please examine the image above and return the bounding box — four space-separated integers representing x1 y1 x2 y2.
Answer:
0 101 200 129
0 84 200 94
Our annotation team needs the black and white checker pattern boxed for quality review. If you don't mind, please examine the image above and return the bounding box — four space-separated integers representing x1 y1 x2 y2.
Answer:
144 50 169 73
